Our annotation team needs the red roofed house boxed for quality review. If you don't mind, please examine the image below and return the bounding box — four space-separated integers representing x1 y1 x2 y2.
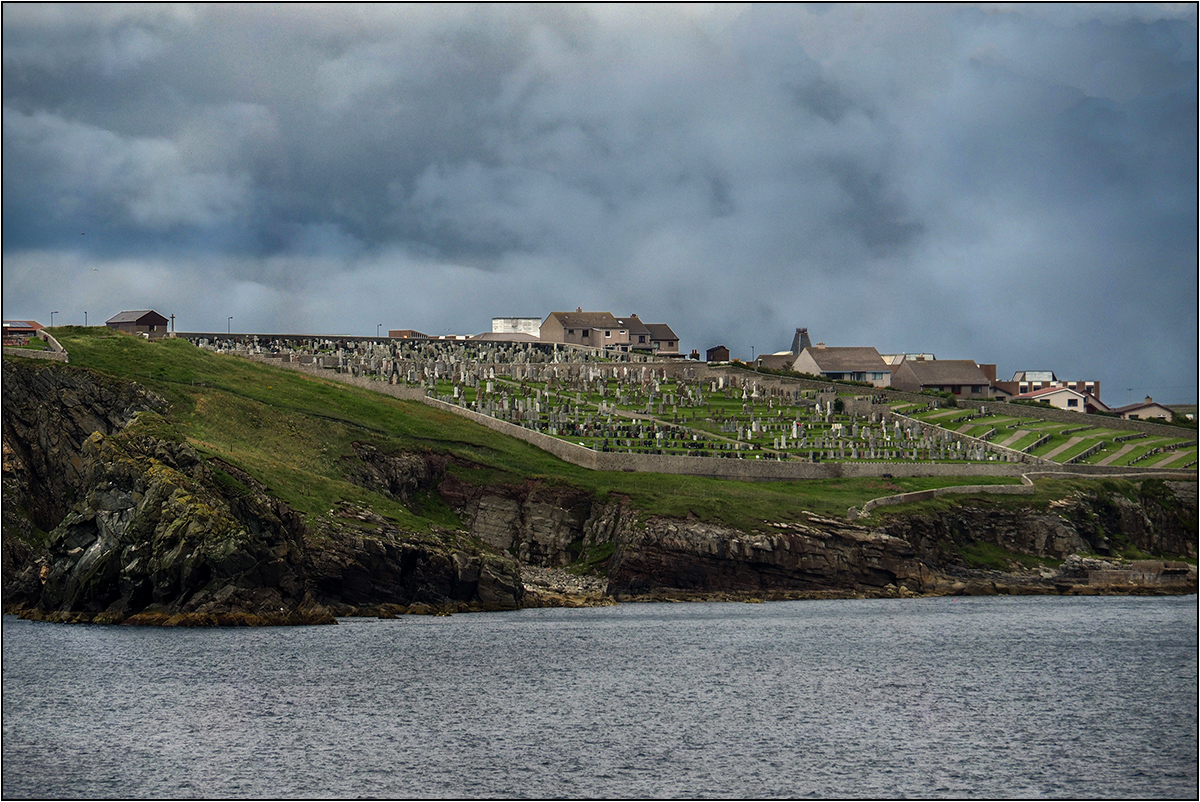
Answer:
2 320 44 344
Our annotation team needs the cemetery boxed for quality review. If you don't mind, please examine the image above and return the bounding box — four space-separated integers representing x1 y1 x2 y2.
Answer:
189 334 1198 474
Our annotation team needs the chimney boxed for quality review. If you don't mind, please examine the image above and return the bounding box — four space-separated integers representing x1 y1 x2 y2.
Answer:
1145 395 1153 404
816 342 826 349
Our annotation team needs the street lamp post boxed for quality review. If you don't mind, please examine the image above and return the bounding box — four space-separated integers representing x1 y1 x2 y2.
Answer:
377 323 382 338
228 316 233 335
51 311 59 327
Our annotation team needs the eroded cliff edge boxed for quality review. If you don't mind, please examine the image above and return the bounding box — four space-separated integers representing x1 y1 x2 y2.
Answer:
2 359 523 624
3 358 1196 625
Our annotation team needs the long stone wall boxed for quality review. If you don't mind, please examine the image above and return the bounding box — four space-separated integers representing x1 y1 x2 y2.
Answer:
253 356 1195 483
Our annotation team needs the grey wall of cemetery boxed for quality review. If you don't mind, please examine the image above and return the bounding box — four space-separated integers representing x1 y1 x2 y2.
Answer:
250 355 1192 483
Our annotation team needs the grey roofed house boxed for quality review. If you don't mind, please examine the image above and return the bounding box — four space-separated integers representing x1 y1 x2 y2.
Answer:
540 310 666 351
643 322 679 354
1110 396 1172 421
891 359 992 398
792 345 892 387
105 310 169 337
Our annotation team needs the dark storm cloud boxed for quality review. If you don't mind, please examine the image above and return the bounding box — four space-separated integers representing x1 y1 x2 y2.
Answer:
3 4 1196 401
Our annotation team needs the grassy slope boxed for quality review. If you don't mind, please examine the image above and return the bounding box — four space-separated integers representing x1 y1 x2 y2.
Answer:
48 328 1036 532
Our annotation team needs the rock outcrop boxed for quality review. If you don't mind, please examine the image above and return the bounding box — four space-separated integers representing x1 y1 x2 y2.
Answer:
606 514 930 597
1 359 524 624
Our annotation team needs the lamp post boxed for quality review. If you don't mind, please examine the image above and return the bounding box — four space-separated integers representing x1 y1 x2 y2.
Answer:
51 311 58 327
377 323 382 338
228 316 233 335
84 311 88 327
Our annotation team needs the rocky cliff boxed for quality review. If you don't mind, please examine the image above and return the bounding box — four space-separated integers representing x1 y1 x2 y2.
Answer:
1 359 524 624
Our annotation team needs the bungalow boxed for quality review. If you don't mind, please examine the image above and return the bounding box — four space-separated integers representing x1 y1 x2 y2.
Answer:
791 344 892 387
1012 385 1108 414
891 359 992 399
105 310 169 338
1111 396 1174 422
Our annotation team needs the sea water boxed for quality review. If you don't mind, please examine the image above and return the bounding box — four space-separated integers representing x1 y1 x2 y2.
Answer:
2 595 1196 799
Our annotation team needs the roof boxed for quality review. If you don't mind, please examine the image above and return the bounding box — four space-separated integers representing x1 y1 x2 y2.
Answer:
470 332 541 342
105 310 168 325
1014 386 1084 399
545 311 623 330
1111 400 1172 415
900 359 989 386
2 320 43 331
1012 370 1058 382
545 311 655 336
799 346 889 373
644 323 678 341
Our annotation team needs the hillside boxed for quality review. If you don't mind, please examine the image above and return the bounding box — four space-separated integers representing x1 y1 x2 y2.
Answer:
1 329 1195 624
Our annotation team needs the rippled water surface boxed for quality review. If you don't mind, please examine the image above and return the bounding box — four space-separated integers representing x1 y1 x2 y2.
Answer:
3 595 1197 799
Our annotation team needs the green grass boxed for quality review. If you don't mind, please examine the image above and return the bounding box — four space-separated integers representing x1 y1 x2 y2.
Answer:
5 340 51 351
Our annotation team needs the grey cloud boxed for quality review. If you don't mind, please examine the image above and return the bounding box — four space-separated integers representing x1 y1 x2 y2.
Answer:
2 4 1195 401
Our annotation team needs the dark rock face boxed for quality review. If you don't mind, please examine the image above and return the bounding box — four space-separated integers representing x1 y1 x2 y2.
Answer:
11 424 312 620
1 359 166 532
1 361 524 624
343 442 444 502
301 504 522 610
606 515 929 597
441 475 609 568
881 487 1199 568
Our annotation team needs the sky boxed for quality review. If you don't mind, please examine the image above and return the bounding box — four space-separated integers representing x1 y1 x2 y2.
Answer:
3 4 1197 404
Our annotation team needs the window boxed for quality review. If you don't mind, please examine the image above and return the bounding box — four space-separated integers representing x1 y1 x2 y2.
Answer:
567 329 575 335
582 330 589 338
605 330 611 337
1067 398 1078 407
638 335 646 344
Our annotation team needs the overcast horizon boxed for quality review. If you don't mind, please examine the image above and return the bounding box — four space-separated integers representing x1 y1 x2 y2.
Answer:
3 4 1197 404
